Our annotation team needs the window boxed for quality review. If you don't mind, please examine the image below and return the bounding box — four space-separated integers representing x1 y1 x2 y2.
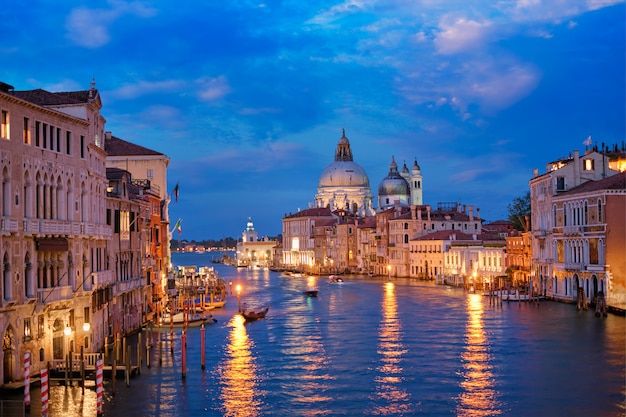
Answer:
56 127 61 152
66 131 71 155
35 121 41 146
147 168 154 178
42 123 48 148
583 159 595 171
23 117 30 144
23 318 32 341
556 176 565 191
80 135 85 158
1 110 9 139
598 199 602 223
37 315 44 339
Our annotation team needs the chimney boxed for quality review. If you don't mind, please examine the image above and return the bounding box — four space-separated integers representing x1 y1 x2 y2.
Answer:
533 168 539 177
105 131 112 140
476 208 480 220
469 206 474 221
426 206 431 221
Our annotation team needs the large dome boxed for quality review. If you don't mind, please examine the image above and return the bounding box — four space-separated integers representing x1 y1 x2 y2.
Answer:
318 130 370 188
318 161 370 188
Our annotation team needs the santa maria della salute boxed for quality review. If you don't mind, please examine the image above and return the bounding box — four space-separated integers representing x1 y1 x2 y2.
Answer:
282 129 487 278
314 129 423 216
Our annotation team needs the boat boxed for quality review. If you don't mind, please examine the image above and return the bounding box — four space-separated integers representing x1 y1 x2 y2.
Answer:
329 275 344 283
241 305 269 322
158 311 216 328
303 288 319 297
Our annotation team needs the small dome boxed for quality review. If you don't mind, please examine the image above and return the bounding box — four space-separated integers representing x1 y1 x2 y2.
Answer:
378 156 410 196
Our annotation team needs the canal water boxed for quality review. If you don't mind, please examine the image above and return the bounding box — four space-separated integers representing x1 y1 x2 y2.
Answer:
5 251 625 416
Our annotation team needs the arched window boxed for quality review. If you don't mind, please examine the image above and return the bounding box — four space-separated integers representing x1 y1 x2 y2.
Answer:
584 201 588 225
3 252 11 301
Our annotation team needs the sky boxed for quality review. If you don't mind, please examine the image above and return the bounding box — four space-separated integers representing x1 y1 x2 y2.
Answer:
1 1 624 241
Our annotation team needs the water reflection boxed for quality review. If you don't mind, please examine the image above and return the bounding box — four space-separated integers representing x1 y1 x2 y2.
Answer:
456 294 501 416
370 282 411 415
218 314 261 417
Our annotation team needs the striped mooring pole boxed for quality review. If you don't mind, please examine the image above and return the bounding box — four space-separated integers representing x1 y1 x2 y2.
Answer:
24 352 30 413
41 368 49 417
96 357 104 416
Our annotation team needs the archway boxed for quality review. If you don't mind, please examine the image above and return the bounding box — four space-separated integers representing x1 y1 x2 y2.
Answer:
2 326 15 383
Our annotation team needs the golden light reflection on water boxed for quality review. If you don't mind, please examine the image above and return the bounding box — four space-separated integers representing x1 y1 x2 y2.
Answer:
456 293 501 417
371 282 411 415
219 314 261 417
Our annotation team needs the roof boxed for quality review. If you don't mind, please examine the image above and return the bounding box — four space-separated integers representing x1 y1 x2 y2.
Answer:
12 89 95 106
105 135 164 157
561 172 626 194
284 207 333 219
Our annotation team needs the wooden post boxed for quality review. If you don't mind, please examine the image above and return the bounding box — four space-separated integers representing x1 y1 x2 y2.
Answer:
111 359 116 396
122 337 127 366
137 333 142 375
80 346 85 394
181 331 186 379
125 345 131 387
170 310 174 355
201 324 205 370
159 337 163 366
64 353 69 387
116 332 120 362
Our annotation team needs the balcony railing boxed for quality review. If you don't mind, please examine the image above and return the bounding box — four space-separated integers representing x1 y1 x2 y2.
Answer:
37 285 73 304
1 218 18 233
114 277 145 295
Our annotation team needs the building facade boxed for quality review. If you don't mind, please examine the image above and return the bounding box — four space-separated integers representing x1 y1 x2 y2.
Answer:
0 81 110 384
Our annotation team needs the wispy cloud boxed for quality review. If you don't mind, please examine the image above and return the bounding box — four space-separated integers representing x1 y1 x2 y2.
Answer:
109 79 184 99
65 1 156 48
197 76 231 101
434 16 493 55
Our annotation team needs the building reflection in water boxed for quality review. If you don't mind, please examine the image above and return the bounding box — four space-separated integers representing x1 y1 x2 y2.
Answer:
456 294 501 416
218 314 262 417
370 282 411 415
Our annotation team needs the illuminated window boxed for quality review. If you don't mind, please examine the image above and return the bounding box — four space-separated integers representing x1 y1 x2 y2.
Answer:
24 318 32 341
1 110 9 139
23 117 30 144
583 159 594 171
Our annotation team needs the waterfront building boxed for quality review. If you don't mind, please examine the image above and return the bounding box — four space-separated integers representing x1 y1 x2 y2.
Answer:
356 216 377 275
0 81 110 384
104 135 170 321
236 217 278 268
103 168 150 342
505 231 533 289
529 148 619 300
550 171 626 311
282 207 335 271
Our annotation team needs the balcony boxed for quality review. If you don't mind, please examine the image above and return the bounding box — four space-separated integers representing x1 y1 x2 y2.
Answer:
114 276 145 295
37 285 73 304
1 218 18 234
563 225 581 236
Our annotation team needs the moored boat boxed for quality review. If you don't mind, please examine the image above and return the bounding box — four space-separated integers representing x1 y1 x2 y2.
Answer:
303 288 319 297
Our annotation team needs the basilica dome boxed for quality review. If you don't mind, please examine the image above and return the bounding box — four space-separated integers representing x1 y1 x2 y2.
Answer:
318 130 370 189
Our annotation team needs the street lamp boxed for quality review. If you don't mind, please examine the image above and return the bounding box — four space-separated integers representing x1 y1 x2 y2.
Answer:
236 284 242 312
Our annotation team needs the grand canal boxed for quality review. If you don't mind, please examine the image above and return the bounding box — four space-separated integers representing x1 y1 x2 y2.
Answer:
5 251 625 416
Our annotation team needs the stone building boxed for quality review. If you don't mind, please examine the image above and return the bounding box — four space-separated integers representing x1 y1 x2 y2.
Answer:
0 81 110 384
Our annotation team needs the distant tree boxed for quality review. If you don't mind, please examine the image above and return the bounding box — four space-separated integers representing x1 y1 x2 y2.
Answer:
507 191 531 232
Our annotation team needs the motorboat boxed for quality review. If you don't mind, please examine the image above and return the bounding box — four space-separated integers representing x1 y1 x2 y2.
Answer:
329 275 344 283
303 288 319 297
241 305 269 322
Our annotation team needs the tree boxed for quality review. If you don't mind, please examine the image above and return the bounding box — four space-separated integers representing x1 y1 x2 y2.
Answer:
508 191 531 231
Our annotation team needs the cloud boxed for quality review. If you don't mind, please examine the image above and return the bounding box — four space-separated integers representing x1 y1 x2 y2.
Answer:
197 76 231 101
434 16 493 55
65 1 156 48
109 79 184 99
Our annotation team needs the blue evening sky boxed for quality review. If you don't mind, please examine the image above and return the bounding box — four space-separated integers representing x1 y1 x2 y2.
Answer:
1 1 624 241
